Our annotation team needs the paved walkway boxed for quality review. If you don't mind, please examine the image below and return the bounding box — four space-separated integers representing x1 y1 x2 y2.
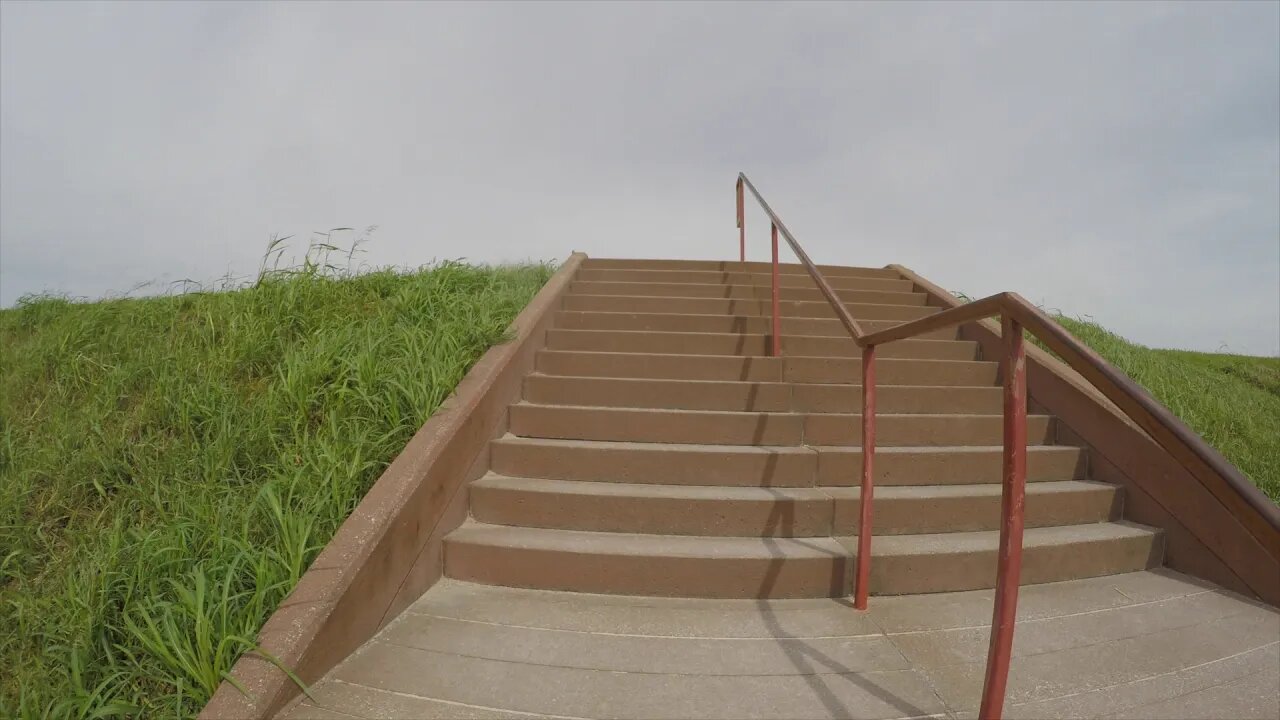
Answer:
284 569 1279 719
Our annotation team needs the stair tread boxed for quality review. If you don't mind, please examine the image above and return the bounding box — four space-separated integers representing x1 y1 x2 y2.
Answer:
569 279 925 293
495 434 1081 455
516 401 1051 420
567 281 930 304
580 258 900 277
529 371 1008 389
474 473 1112 501
496 434 812 453
860 521 1160 556
530 374 1000 390
473 473 827 500
828 480 1114 499
569 292 935 311
540 349 994 365
448 521 848 559
450 520 1155 558
555 310 945 330
548 328 965 345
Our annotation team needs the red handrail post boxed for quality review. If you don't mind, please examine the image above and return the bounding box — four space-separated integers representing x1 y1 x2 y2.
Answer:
770 222 781 356
736 178 746 263
854 343 876 610
979 314 1028 720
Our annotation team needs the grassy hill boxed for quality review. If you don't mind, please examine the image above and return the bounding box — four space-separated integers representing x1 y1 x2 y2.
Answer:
1045 316 1279 503
1 261 1273 718
0 258 552 718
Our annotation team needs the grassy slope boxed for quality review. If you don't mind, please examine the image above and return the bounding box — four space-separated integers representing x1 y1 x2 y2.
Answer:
1047 316 1279 502
0 261 552 718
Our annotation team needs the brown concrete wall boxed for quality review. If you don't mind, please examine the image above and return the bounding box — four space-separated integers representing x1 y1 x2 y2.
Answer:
200 252 588 720
889 265 1279 606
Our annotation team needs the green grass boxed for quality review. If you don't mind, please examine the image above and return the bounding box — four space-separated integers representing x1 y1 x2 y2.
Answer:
1040 316 1280 503
0 245 553 718
2 261 1273 718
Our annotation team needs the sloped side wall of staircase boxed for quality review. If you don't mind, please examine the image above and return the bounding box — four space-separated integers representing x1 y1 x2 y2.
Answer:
895 265 1279 605
201 253 588 720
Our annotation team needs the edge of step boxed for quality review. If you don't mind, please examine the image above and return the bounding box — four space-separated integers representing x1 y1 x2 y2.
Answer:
444 520 852 598
491 436 1088 487
469 474 1122 536
444 520 1163 598
853 521 1164 595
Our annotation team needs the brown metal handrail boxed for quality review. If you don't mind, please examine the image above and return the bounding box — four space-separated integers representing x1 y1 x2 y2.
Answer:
733 173 1279 720
736 174 866 348
859 291 1280 551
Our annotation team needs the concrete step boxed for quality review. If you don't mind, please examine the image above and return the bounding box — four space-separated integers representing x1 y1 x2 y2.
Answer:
443 521 1162 597
569 280 928 306
524 376 1003 413
535 350 999 385
492 436 821 487
576 267 916 293
469 475 1121 537
563 294 939 320
544 329 979 361
508 403 1055 446
580 258 900 279
553 310 960 340
444 520 851 598
858 521 1164 595
813 445 1087 486
490 437 1087 487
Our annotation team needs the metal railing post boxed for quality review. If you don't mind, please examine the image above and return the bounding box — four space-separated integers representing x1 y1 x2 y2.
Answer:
736 178 746 263
979 314 1027 720
854 344 876 610
770 222 781 356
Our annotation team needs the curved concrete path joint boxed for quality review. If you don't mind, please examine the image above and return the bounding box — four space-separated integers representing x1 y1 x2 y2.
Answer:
282 570 1279 720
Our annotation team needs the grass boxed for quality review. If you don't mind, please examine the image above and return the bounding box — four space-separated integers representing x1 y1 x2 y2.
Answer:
1 257 1272 718
1044 316 1280 503
0 236 554 718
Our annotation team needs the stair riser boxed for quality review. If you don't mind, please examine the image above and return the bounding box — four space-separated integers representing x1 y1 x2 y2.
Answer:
524 376 1003 414
563 295 938 320
867 532 1163 595
803 414 1054 446
510 405 803 445
469 483 1120 537
470 484 833 537
569 281 927 306
580 258 899 279
786 356 998 385
508 405 1054 447
793 384 999 414
444 539 852 599
444 528 1162 597
544 330 978 361
536 351 998 385
490 441 1086 487
491 440 819 487
817 448 1088 486
830 486 1121 535
576 269 916 293
554 311 959 340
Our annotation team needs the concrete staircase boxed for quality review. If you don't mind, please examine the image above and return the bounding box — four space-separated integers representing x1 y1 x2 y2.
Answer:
442 258 1164 598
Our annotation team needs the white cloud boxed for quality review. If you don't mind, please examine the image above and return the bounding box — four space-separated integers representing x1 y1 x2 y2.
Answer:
2 0 1277 354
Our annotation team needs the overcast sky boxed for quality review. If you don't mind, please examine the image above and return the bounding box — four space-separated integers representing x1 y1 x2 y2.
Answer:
2 1 1277 355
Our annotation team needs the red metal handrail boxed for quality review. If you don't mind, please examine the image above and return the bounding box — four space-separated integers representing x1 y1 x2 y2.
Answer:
735 175 1035 717
733 173 1278 720
855 295 1028 718
736 174 866 347
862 290 1280 718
